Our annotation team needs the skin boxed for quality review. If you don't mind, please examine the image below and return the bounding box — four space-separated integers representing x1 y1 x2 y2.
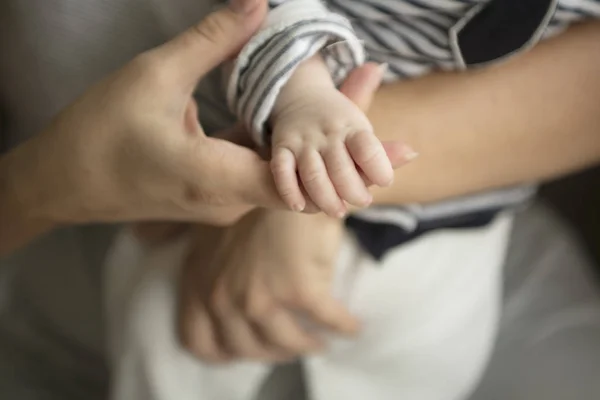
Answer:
0 0 408 257
368 20 600 205
271 55 393 217
2 0 600 366
178 69 388 363
0 0 273 255
177 19 600 361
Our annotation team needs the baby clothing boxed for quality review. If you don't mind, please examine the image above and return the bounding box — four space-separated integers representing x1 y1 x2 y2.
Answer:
229 0 600 259
104 1 600 400
106 215 513 400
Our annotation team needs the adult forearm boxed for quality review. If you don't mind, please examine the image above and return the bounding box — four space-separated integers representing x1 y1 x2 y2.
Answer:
370 21 600 206
0 138 57 256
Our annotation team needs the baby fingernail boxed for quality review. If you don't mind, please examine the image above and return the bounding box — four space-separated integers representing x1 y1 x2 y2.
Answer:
292 203 305 212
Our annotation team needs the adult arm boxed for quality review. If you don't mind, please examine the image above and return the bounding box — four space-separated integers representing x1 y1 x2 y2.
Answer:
368 20 600 205
0 149 56 256
0 0 280 257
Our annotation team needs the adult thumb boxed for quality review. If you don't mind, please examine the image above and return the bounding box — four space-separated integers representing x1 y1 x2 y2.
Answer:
156 0 268 87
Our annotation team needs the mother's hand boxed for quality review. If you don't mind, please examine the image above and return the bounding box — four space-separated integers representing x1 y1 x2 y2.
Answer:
3 0 282 228
175 61 414 363
179 210 350 363
132 61 414 243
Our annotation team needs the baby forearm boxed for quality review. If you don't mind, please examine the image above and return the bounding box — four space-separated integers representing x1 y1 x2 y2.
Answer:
369 20 600 205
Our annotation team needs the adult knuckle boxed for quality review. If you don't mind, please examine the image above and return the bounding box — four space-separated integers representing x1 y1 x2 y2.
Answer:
291 285 319 309
244 296 273 322
209 285 231 315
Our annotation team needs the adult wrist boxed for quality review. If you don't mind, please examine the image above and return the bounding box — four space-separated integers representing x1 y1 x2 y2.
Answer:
1 134 65 227
0 136 65 255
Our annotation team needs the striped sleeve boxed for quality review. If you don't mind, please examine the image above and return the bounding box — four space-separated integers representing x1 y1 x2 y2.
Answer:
226 0 365 147
547 0 600 36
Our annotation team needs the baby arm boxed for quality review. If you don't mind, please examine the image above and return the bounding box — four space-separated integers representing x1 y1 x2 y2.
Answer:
226 0 392 217
269 55 393 217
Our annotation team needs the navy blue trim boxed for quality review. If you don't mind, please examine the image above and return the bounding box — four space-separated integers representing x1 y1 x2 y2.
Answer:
345 210 500 261
454 0 556 66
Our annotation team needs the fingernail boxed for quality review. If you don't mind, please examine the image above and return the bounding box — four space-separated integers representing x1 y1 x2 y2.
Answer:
292 203 305 212
402 145 419 161
229 0 260 14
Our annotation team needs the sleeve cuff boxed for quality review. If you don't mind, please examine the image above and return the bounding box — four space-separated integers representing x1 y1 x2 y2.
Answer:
227 0 365 146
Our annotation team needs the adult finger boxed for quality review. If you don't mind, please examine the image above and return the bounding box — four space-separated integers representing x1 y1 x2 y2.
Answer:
231 278 321 357
209 283 288 361
155 0 268 86
252 309 323 355
293 294 360 336
339 62 385 112
216 312 290 361
188 137 285 208
384 141 419 169
339 64 419 182
179 282 231 363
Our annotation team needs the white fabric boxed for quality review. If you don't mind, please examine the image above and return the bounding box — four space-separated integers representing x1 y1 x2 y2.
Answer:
1 1 599 399
104 213 513 400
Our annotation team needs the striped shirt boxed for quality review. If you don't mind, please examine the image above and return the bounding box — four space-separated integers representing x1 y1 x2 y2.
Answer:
227 0 600 258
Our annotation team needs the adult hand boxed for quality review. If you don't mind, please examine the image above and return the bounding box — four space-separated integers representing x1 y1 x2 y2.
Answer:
6 0 282 227
132 62 416 242
179 210 350 363
176 61 416 363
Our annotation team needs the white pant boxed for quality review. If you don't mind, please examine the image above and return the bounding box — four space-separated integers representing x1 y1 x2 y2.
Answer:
104 214 513 400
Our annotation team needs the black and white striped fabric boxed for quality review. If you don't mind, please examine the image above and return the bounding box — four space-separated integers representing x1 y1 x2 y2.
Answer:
227 0 600 259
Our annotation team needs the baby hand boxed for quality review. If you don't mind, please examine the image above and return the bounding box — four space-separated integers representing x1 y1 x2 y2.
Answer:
270 85 393 217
